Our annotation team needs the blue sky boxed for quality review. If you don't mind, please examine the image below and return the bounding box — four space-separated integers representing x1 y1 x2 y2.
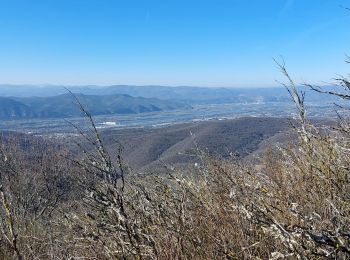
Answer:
0 0 349 87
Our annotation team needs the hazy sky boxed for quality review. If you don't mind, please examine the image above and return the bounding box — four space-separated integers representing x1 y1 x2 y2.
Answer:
0 0 349 87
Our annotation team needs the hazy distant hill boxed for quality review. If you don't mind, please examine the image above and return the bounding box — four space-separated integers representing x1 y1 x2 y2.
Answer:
98 86 289 104
0 94 190 120
0 97 35 119
0 85 338 105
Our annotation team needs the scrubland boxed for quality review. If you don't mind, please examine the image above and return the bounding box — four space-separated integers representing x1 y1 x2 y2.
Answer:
0 62 349 259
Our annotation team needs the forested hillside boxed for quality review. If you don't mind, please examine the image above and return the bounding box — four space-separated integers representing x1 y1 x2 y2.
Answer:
0 93 190 119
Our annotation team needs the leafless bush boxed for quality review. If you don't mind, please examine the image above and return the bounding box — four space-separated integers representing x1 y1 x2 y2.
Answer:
0 135 76 259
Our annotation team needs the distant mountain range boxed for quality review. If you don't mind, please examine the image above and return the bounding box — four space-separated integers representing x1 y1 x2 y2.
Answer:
0 85 340 120
0 93 190 120
0 84 338 104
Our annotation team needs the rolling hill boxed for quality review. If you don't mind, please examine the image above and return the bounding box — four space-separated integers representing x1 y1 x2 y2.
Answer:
0 93 190 120
99 117 291 171
3 117 291 171
0 97 35 119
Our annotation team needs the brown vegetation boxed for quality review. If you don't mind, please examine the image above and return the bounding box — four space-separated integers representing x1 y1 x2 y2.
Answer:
0 60 349 259
98 117 290 171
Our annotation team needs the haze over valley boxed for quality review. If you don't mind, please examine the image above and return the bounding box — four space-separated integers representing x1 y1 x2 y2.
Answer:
0 84 339 134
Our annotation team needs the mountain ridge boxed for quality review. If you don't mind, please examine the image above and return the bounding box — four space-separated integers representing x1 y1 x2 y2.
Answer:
0 93 190 120
0 84 337 104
